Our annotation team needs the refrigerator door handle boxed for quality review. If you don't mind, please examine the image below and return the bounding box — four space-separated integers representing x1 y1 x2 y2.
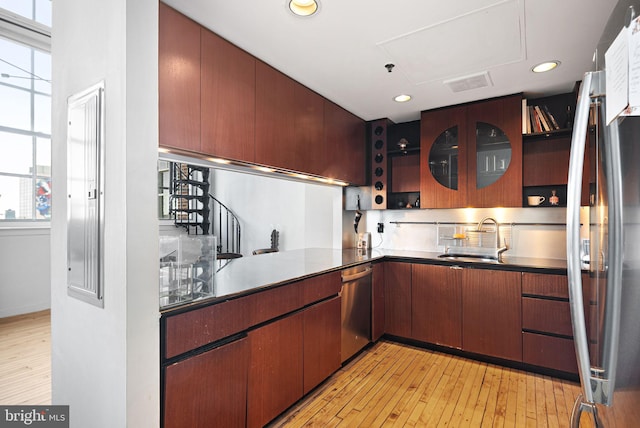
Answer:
570 396 601 428
597 110 624 406
567 71 597 405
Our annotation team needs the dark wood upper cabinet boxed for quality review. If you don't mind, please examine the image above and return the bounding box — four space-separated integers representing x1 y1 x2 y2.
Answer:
412 264 462 349
323 101 366 185
159 2 201 152
390 154 420 193
466 95 522 207
421 94 522 208
523 135 572 187
420 105 468 208
255 60 297 170
160 5 365 182
294 82 325 175
462 268 522 362
200 28 255 162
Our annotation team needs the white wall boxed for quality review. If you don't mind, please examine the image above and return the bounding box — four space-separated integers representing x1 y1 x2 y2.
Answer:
51 1 158 427
211 168 343 255
0 227 50 318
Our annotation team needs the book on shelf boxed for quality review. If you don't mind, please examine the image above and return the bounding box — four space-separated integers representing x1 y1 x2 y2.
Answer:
542 105 560 129
528 106 542 133
522 98 528 134
534 106 552 132
522 101 561 134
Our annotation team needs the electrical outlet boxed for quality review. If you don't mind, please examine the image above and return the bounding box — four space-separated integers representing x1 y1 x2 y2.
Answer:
377 222 384 233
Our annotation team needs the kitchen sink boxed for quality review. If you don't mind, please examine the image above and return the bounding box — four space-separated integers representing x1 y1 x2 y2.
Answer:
437 254 503 264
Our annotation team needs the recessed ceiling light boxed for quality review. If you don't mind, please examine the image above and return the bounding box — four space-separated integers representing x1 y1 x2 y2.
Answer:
394 94 412 103
288 0 319 17
532 61 560 73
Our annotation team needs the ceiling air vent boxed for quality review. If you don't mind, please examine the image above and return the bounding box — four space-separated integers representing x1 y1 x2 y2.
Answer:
443 71 493 93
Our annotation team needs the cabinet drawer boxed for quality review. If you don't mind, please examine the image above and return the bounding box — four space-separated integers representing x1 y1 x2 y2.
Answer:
165 297 252 359
522 273 568 299
250 282 302 326
301 271 341 306
522 297 572 336
523 332 577 374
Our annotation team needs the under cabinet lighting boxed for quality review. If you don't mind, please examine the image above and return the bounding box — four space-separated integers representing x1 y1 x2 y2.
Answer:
210 157 231 165
162 148 348 187
532 61 560 73
254 165 276 173
288 0 319 17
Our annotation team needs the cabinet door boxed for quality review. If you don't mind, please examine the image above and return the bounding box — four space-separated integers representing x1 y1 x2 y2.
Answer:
303 297 341 394
158 3 201 151
200 29 255 162
412 264 462 349
384 262 412 338
421 105 468 208
323 101 366 185
164 337 248 428
371 263 385 342
247 312 303 428
294 83 325 175
255 61 296 170
462 269 522 361
466 95 522 207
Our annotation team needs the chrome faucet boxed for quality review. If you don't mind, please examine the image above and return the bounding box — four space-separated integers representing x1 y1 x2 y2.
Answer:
476 217 508 258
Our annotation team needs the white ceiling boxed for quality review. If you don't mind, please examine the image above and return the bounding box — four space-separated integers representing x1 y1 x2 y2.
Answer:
162 0 618 124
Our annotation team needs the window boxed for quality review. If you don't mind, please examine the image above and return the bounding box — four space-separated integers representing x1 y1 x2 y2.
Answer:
0 0 51 27
0 1 51 220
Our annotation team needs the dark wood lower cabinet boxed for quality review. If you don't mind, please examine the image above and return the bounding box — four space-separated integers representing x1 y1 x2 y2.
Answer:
247 312 304 428
521 272 581 375
371 263 385 342
462 269 522 362
412 264 462 349
163 337 249 428
384 262 412 337
522 297 573 336
523 332 578 373
303 297 341 394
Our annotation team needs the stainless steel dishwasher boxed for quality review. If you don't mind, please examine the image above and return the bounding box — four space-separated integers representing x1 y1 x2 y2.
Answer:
340 263 372 363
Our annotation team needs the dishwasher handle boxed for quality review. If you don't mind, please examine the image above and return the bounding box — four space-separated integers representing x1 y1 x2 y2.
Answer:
341 267 372 283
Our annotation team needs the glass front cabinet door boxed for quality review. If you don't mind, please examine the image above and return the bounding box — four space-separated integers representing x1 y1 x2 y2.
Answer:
421 95 522 208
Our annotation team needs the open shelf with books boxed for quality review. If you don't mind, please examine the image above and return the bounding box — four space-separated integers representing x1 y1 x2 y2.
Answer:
521 89 590 207
522 91 576 137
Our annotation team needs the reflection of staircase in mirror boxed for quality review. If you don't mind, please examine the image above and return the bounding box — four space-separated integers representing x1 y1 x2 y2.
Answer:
170 162 242 271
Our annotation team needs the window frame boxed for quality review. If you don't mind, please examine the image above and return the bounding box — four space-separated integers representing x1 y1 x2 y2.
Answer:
0 4 51 226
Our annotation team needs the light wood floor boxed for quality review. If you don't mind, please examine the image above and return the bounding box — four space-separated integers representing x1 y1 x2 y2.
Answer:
0 312 594 427
271 340 595 428
0 310 51 405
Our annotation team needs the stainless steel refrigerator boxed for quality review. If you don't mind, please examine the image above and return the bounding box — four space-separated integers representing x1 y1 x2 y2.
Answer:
567 0 640 426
